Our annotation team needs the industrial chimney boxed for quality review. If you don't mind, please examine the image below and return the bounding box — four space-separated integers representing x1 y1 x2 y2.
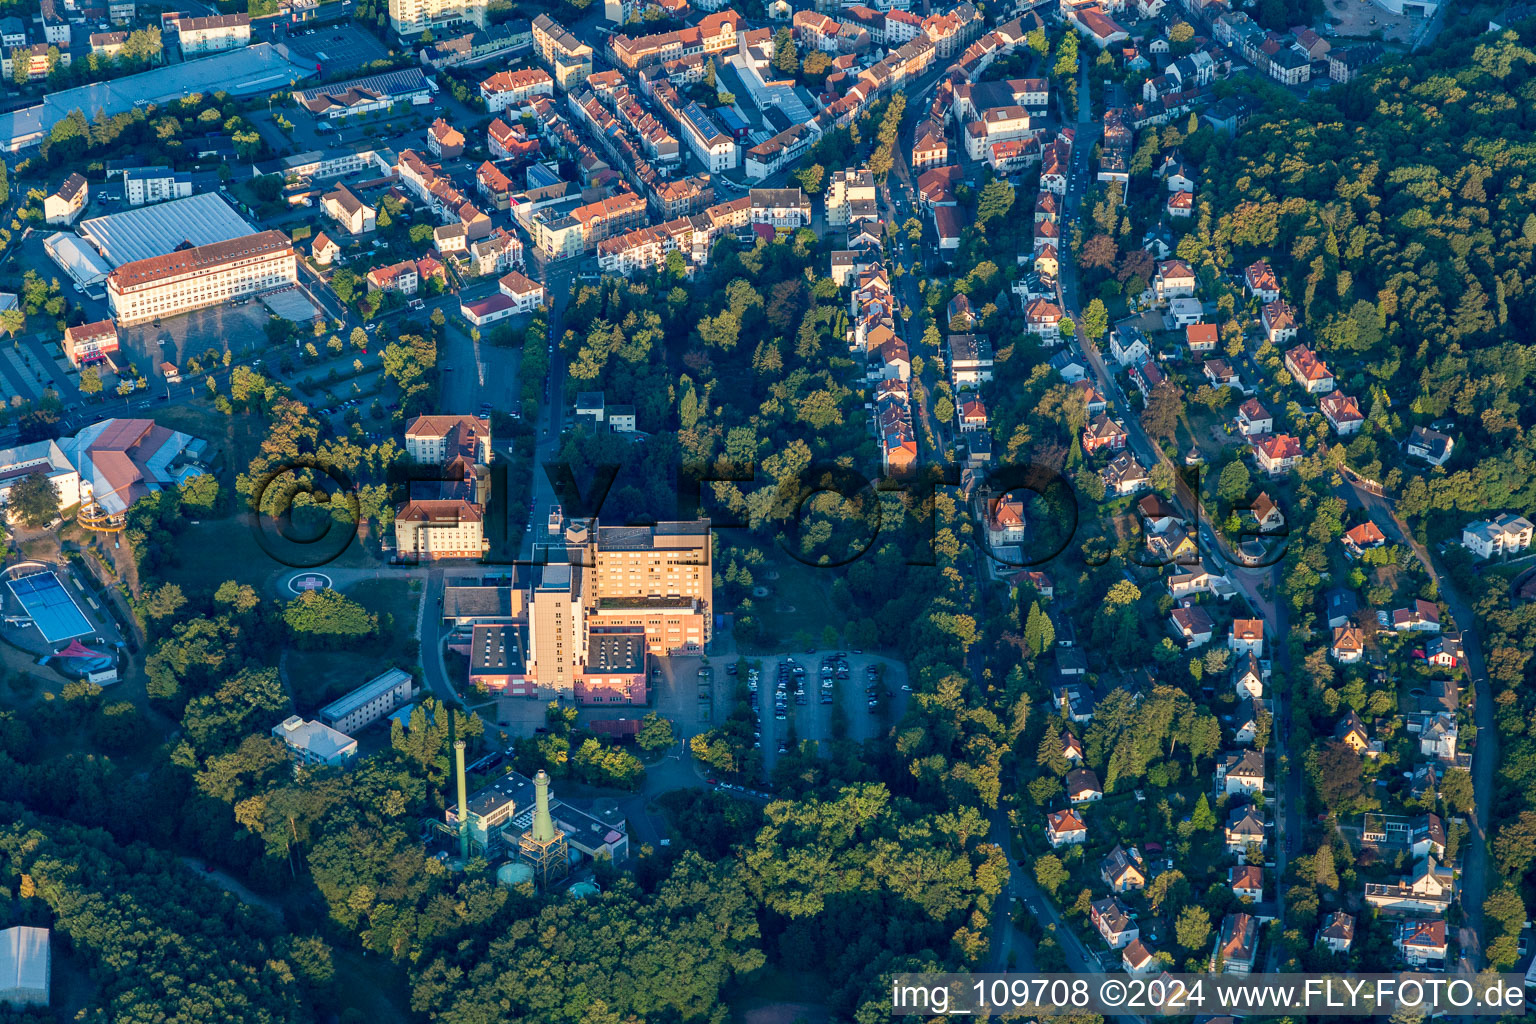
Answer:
532 769 555 843
454 740 470 862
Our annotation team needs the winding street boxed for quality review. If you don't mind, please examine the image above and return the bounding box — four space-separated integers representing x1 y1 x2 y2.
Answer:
1053 56 1309 964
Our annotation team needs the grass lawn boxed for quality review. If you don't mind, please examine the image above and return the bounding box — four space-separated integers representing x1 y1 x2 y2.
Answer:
151 518 288 596
285 578 421 713
154 400 274 477
751 557 841 652
723 966 831 1024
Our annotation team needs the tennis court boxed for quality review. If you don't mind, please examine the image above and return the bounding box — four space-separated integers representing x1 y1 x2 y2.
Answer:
7 571 93 643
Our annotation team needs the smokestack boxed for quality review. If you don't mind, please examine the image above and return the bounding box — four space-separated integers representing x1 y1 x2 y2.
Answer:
532 769 555 843
454 740 470 862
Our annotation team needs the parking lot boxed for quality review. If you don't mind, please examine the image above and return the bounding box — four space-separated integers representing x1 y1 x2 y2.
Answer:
119 301 275 371
277 22 390 77
578 647 909 781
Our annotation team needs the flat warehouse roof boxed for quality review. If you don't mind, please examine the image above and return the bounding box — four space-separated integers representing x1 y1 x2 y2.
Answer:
79 193 255 267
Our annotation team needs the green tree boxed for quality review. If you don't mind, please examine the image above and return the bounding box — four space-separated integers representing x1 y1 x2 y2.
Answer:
1081 298 1108 341
636 712 675 754
772 27 798 73
1174 905 1211 951
1190 792 1216 830
976 178 1015 227
1216 460 1251 503
79 366 102 394
283 589 378 646
8 469 60 527
1035 853 1068 896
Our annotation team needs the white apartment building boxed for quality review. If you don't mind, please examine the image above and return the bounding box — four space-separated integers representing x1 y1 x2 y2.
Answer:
175 13 251 55
479 67 554 112
318 668 414 734
825 168 877 228
389 0 488 35
679 101 737 171
963 106 1033 160
1462 513 1534 560
105 231 297 326
125 172 194 206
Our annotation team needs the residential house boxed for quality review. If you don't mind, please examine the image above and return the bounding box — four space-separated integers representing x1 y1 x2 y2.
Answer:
1168 296 1203 328
1254 434 1302 476
1122 938 1158 976
1186 322 1218 354
311 232 340 266
1069 379 1105 414
1283 342 1331 391
1392 599 1441 633
1224 806 1266 858
1417 712 1458 761
1330 623 1364 663
1320 390 1364 435
1025 298 1064 341
428 118 466 159
1229 617 1264 658
1214 913 1258 974
1100 844 1146 892
1426 633 1463 668
1342 522 1386 557
948 334 994 385
1110 323 1151 366
1083 414 1127 453
1102 451 1149 497
1060 730 1085 763
1411 814 1447 860
1236 398 1273 437
1090 896 1139 949
957 398 988 432
1406 424 1455 466
1066 767 1103 803
44 174 88 225
1167 190 1194 218
1049 349 1087 382
1397 920 1447 967
1365 857 1453 914
1217 750 1265 796
1170 604 1215 648
1244 259 1280 302
1232 653 1264 700
1461 513 1533 560
1052 680 1095 722
1318 911 1355 953
1249 492 1284 532
1046 808 1088 847
1337 708 1371 753
1205 359 1240 388
1229 864 1263 901
367 260 420 295
1154 258 1196 300
322 185 376 236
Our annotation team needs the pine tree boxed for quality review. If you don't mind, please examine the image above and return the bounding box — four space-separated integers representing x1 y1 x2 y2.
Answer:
1190 793 1216 831
1024 601 1045 656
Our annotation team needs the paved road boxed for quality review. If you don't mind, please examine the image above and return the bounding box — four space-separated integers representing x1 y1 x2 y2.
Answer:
1053 56 1309 962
